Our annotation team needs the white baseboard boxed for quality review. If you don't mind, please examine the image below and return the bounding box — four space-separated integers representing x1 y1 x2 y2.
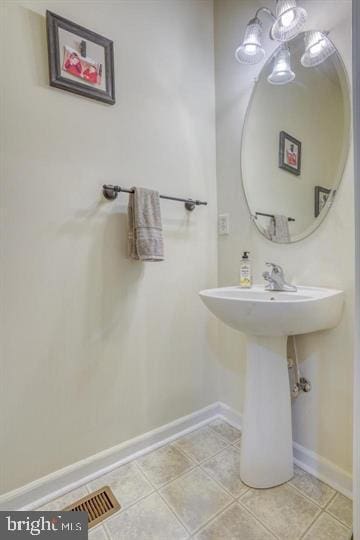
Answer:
0 401 352 511
217 402 242 430
293 442 353 499
218 402 353 499
0 402 222 511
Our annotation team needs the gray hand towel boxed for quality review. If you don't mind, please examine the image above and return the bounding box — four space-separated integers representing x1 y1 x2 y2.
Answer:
267 215 290 243
128 187 164 261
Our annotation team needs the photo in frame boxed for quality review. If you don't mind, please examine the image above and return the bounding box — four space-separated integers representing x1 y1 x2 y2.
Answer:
279 131 301 176
46 11 115 105
315 186 332 217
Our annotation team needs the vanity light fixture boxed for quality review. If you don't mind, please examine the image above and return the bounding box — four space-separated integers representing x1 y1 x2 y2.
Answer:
235 1 307 66
267 45 295 85
235 17 265 65
235 1 335 81
301 31 336 67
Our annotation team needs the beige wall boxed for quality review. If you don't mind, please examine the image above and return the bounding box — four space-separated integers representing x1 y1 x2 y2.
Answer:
214 0 354 474
0 0 354 496
0 0 218 494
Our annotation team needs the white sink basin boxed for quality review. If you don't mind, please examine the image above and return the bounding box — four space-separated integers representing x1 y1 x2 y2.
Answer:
199 284 344 489
199 285 344 336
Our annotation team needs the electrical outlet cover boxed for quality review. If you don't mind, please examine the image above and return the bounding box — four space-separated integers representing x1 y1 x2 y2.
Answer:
218 214 230 235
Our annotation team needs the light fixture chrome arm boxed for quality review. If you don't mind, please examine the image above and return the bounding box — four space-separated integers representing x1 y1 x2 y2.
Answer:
255 7 276 23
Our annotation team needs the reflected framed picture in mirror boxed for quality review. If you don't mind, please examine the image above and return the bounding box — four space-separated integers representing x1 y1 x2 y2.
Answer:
315 186 331 217
279 131 301 176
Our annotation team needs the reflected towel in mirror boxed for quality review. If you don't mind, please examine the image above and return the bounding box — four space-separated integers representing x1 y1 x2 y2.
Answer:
266 215 290 243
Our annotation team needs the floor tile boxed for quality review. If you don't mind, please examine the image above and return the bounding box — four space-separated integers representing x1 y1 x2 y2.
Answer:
87 461 153 510
195 502 276 540
201 446 248 497
160 467 232 533
289 465 335 507
89 525 109 540
136 444 193 487
327 493 353 528
209 419 242 443
241 484 320 540
38 485 89 510
303 512 351 540
105 492 188 540
173 427 228 463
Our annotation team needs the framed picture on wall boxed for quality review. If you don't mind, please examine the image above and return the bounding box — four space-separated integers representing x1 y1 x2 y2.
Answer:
279 131 301 176
315 186 332 217
46 11 115 105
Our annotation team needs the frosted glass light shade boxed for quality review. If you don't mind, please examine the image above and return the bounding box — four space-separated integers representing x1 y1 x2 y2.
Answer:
271 0 307 42
301 31 336 67
235 17 265 65
267 46 295 85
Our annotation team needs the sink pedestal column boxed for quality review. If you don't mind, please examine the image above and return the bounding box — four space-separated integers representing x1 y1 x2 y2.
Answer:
240 335 293 488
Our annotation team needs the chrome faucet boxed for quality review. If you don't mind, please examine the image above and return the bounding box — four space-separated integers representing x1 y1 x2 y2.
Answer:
263 262 297 292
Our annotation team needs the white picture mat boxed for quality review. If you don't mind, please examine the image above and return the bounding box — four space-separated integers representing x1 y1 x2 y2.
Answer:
284 137 299 169
58 27 106 92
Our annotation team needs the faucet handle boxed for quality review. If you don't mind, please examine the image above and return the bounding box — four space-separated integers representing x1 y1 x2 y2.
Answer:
266 262 283 274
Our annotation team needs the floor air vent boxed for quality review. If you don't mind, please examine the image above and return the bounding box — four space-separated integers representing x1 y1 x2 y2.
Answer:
64 486 121 528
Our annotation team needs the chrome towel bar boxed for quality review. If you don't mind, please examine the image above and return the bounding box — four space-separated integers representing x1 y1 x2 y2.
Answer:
103 184 208 212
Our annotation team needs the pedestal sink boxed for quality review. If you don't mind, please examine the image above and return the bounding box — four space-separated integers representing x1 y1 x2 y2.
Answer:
199 285 344 488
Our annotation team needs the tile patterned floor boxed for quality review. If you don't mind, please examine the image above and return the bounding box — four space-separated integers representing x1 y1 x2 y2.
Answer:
37 420 352 539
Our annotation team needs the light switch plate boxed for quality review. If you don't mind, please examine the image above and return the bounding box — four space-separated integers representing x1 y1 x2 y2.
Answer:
218 213 230 235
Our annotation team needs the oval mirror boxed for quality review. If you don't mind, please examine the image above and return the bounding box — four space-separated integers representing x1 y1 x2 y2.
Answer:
241 32 350 243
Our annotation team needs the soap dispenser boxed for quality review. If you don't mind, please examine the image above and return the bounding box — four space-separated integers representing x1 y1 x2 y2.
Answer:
239 251 252 288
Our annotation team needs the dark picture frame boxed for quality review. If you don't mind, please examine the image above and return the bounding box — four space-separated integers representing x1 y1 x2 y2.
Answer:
46 11 115 105
279 131 301 176
315 186 331 217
